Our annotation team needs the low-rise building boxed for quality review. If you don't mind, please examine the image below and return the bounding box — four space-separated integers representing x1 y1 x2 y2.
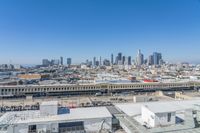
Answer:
17 74 49 80
141 105 176 127
0 101 112 133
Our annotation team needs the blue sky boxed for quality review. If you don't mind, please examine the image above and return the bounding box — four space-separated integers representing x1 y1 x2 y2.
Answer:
0 0 200 64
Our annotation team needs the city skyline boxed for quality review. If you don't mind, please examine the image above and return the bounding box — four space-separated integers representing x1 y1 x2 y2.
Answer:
0 49 197 65
0 0 200 64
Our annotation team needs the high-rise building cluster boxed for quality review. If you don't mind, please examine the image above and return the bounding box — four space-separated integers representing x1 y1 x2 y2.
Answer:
42 56 72 67
86 53 132 67
87 50 164 67
136 49 164 66
42 50 164 67
0 64 21 70
114 53 132 66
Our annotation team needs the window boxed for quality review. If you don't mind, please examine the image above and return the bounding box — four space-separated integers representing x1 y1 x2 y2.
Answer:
28 125 36 132
167 113 171 122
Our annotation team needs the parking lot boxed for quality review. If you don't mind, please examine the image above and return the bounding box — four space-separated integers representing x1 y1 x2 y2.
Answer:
0 91 175 113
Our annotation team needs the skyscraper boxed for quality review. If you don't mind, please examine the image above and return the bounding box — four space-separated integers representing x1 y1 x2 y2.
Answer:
153 52 162 65
124 57 128 65
93 57 96 66
42 59 50 66
157 53 162 65
95 61 100 66
122 56 126 65
67 58 72 66
136 49 144 66
117 52 122 65
100 56 102 66
103 59 110 66
51 59 60 66
128 56 132 65
60 56 63 65
144 59 148 65
111 54 114 65
118 53 122 61
148 55 154 65
115 56 118 65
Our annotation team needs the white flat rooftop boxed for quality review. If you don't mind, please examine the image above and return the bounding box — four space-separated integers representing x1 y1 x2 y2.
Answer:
115 99 200 116
17 107 112 124
142 103 179 113
0 107 112 125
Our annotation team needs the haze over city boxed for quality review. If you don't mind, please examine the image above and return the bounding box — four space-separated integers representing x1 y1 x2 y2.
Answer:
2 1 200 133
0 0 200 64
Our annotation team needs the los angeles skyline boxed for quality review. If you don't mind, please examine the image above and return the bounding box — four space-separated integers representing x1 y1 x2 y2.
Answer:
0 0 200 64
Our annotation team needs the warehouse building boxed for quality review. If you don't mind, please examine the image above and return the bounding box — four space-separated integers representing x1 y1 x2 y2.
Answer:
115 100 200 133
0 101 112 133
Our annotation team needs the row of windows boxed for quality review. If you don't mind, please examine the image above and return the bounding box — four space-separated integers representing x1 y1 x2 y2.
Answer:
0 86 101 93
0 83 190 94
109 84 189 89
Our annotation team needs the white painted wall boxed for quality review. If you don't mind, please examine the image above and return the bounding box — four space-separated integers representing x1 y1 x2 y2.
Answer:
8 124 28 133
40 104 58 116
9 117 112 133
36 123 58 133
142 106 156 127
154 112 175 127
142 106 176 127
133 96 149 103
84 117 112 132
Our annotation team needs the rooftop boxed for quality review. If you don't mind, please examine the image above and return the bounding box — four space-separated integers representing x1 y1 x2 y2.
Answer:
115 99 200 116
0 107 112 125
